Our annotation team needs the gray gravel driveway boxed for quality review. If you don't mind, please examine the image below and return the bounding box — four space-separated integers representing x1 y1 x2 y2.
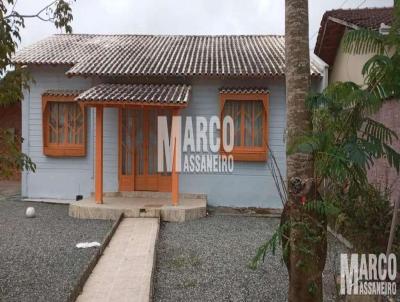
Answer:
154 215 346 302
0 195 114 302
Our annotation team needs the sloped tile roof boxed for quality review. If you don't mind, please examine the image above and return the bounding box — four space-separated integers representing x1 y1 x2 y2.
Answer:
76 83 190 105
314 7 393 65
324 7 393 30
14 34 323 77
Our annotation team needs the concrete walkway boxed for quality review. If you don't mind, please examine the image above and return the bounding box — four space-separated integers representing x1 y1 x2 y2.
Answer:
76 218 159 302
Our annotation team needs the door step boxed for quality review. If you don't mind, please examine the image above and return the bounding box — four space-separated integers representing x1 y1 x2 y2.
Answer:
91 191 207 200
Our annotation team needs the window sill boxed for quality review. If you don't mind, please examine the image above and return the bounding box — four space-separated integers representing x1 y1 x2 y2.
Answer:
44 146 86 157
221 149 267 162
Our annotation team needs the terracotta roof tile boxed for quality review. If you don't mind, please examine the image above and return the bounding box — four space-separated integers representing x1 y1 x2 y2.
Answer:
324 7 393 30
14 34 323 77
76 83 190 105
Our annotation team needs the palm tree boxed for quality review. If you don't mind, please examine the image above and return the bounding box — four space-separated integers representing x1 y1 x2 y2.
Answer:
252 2 400 301
284 0 326 301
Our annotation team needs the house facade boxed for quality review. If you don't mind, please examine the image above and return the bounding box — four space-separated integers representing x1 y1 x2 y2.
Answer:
14 34 326 208
314 6 400 203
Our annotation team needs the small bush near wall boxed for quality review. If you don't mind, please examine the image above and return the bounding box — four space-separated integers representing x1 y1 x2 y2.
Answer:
0 103 21 181
333 185 400 257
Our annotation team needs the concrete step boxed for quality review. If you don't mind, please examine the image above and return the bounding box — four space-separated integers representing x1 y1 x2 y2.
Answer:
70 195 207 222
90 191 207 201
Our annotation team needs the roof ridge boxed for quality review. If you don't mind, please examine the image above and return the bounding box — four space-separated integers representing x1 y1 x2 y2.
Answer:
53 33 285 38
327 6 393 13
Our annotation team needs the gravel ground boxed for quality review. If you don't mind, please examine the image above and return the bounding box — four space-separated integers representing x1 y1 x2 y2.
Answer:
154 215 348 302
0 195 114 302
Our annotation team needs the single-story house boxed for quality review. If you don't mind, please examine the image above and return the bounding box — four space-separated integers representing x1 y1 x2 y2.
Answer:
14 34 327 208
314 6 400 203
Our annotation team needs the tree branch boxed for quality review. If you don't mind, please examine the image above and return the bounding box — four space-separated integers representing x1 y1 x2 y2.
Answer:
5 0 57 20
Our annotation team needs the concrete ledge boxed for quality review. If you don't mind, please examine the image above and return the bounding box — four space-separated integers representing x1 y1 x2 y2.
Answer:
208 206 282 218
22 198 74 205
69 194 207 222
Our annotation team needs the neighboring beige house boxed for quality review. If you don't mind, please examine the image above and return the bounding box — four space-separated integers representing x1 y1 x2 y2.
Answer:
314 6 400 203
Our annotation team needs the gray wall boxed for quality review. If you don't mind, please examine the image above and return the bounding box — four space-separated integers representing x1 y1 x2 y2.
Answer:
22 65 319 208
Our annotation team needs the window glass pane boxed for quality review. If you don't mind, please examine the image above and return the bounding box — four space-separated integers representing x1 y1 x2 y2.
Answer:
158 109 172 176
244 102 253 146
122 109 133 175
223 99 264 148
49 103 58 143
67 103 74 144
148 110 157 175
57 103 65 143
224 101 241 146
66 103 84 144
48 101 84 145
75 108 83 144
135 111 144 175
254 101 263 147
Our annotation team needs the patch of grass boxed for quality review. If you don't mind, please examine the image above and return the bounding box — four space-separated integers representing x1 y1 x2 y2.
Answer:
179 279 197 289
168 256 186 269
188 255 201 267
167 254 201 269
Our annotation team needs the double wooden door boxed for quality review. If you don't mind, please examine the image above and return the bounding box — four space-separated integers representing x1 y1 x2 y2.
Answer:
119 109 171 192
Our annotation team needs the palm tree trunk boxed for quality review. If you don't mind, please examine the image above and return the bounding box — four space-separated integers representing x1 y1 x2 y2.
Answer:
284 0 327 301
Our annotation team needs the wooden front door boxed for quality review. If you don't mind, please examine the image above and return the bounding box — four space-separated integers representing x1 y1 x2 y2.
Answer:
119 109 171 192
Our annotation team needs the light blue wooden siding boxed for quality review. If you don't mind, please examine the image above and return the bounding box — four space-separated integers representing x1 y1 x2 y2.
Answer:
102 108 119 192
21 66 119 199
179 78 286 208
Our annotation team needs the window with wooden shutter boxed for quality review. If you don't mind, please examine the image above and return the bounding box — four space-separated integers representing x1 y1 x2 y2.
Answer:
42 95 86 157
220 91 269 161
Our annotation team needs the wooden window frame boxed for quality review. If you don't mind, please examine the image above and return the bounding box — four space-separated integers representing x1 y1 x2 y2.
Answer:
42 95 87 157
220 92 269 162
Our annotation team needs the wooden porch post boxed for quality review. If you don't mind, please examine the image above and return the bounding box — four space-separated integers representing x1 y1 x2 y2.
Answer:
95 106 104 204
172 109 180 206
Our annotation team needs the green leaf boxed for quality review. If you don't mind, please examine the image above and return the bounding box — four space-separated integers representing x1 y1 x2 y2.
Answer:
342 28 385 55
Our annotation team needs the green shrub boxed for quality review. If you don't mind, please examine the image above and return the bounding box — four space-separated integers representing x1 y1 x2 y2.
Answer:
334 185 399 256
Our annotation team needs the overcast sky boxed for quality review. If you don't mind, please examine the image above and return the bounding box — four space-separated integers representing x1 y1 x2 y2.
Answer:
16 0 393 50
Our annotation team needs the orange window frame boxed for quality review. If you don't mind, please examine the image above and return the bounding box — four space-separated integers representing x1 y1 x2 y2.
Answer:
220 92 269 161
42 95 87 157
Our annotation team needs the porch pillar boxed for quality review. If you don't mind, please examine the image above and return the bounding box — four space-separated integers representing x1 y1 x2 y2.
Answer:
172 109 180 206
95 106 104 204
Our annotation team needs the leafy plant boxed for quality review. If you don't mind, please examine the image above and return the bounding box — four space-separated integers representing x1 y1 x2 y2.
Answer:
342 0 400 100
290 81 400 192
334 185 399 255
253 3 400 294
0 1 75 178
251 0 400 301
0 129 36 178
